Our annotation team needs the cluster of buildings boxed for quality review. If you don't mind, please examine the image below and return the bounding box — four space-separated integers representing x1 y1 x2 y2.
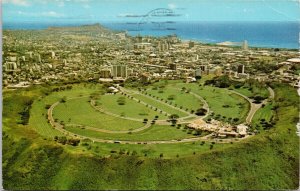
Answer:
187 119 249 138
2 24 300 89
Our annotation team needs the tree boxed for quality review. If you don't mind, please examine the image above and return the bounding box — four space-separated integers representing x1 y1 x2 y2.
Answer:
195 108 207 116
169 114 179 120
60 96 67 103
45 104 51 109
233 118 239 123
67 138 80 146
167 95 175 100
57 136 67 145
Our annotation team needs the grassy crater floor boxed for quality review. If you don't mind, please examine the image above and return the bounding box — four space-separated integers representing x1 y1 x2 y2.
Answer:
29 81 252 142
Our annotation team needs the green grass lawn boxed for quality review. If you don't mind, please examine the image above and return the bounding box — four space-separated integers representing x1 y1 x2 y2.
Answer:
30 99 62 138
53 97 144 131
97 94 166 120
149 81 250 123
132 94 188 118
251 103 274 131
84 140 233 158
233 85 269 98
196 88 249 123
65 124 196 141
145 86 204 111
29 84 105 138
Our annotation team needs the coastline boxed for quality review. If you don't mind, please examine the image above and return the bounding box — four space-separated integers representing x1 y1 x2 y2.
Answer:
3 21 299 50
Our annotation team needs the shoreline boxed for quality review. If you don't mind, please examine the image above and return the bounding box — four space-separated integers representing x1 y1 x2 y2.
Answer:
3 22 299 50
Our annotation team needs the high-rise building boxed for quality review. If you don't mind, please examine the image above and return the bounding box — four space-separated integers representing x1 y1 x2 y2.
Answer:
189 41 195 48
237 64 245 74
35 54 41 62
100 69 111 78
195 69 202 78
137 35 143 43
5 62 17 71
51 51 55 59
199 65 207 72
127 69 133 76
242 40 248 50
169 63 177 70
112 65 127 78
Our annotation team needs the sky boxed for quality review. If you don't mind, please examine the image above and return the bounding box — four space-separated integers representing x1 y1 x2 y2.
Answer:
2 0 300 23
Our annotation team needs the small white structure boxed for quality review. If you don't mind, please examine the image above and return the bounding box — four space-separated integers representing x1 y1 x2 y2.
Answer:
108 86 119 93
236 124 248 136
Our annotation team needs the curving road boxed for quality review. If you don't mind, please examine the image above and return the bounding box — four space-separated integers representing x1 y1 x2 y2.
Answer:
230 86 275 124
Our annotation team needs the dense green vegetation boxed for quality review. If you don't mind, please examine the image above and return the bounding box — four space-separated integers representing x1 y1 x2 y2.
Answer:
2 82 299 190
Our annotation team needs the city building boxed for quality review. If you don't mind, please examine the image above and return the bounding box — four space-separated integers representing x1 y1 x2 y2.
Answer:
35 54 41 63
126 68 133 77
169 63 177 70
195 68 202 79
4 62 17 71
189 41 195 48
51 51 55 59
199 65 208 73
100 69 111 78
242 40 248 50
237 64 245 74
111 65 127 78
133 42 153 51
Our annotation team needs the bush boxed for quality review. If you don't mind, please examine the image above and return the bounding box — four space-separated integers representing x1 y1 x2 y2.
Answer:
45 104 51 109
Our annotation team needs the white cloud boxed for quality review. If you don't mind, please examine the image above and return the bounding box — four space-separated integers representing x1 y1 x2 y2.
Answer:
168 3 177 10
17 10 64 18
42 11 64 17
3 0 30 6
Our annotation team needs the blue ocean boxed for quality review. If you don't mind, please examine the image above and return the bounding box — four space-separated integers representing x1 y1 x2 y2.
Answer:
3 21 299 49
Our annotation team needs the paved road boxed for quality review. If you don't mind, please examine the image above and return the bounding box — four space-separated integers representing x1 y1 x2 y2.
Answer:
228 90 258 124
267 87 275 99
65 122 152 134
230 86 275 124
